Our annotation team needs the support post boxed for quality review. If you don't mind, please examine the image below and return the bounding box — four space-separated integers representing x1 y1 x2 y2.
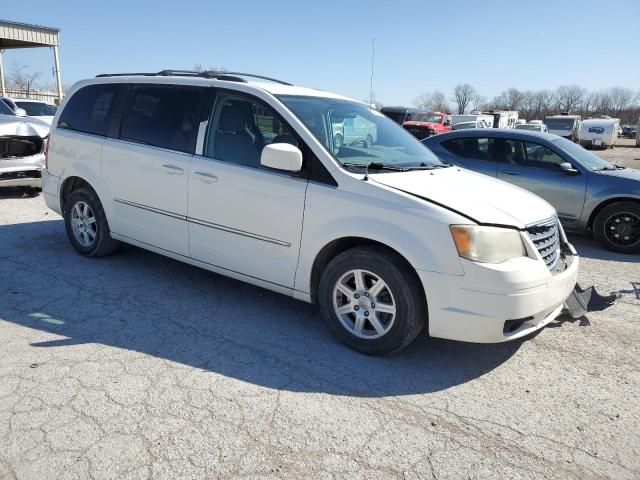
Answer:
53 46 62 103
0 50 5 97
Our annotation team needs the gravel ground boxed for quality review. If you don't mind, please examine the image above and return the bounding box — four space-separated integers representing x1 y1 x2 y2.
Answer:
0 141 638 479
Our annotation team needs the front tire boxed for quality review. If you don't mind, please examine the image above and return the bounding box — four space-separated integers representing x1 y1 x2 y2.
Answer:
318 246 426 355
63 188 119 257
593 201 640 254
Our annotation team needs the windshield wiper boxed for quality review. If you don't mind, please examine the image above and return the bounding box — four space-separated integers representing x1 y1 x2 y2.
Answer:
342 162 409 172
406 163 452 170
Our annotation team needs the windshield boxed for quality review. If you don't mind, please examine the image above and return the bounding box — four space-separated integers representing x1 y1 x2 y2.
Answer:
278 95 444 169
413 113 442 123
515 124 541 131
16 101 57 116
544 118 574 130
553 137 613 170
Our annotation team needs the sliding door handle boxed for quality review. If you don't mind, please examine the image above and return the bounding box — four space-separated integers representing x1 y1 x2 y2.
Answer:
500 170 520 176
161 164 184 175
193 171 219 183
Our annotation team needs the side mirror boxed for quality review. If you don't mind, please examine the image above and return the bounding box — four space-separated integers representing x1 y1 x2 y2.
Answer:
261 143 303 172
14 107 27 117
559 162 579 175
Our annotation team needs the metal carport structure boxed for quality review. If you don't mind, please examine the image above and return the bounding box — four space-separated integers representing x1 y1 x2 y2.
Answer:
0 20 62 102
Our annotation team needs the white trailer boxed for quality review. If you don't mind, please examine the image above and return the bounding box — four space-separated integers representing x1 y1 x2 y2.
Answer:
579 118 620 149
544 114 581 142
451 113 494 128
480 110 519 129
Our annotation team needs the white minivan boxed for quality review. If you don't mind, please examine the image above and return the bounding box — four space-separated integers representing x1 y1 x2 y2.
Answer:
42 71 579 354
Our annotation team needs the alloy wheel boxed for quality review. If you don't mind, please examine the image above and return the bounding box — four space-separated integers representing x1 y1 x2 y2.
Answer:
332 269 396 339
70 201 97 247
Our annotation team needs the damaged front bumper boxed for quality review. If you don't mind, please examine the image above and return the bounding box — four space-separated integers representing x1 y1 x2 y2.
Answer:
1 135 45 188
418 243 579 343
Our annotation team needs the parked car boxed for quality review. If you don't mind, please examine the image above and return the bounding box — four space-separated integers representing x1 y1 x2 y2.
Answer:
379 106 418 125
452 120 489 130
332 115 377 150
9 98 57 125
579 118 619 149
42 71 579 354
0 99 49 189
423 129 640 253
544 115 581 142
515 123 549 133
402 111 451 139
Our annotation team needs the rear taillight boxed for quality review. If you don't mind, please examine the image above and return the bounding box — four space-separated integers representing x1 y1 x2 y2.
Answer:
44 135 50 170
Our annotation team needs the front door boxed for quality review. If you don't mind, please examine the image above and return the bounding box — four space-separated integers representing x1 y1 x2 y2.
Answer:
496 138 587 225
187 91 308 288
101 84 204 255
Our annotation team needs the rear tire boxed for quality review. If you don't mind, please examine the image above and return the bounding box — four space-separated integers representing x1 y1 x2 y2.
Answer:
63 188 119 257
318 246 426 355
593 201 640 254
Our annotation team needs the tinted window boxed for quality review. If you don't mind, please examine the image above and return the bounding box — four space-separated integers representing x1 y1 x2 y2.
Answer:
503 139 526 164
120 85 202 153
58 84 122 136
0 99 15 115
524 142 565 169
204 93 298 169
442 137 494 161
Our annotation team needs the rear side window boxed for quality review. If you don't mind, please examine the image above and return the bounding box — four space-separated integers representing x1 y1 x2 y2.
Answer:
58 84 122 136
442 137 494 161
120 85 202 153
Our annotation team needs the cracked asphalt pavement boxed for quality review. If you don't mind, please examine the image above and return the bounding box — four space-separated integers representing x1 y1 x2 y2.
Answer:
1 142 639 479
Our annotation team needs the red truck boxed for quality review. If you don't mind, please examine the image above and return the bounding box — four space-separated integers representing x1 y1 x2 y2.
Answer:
402 111 451 140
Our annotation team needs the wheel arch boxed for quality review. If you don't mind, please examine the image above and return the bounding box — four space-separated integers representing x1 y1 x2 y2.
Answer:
309 236 425 306
60 176 95 212
587 196 640 230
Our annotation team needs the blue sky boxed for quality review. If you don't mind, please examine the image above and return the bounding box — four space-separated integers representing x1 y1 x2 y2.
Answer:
2 0 639 105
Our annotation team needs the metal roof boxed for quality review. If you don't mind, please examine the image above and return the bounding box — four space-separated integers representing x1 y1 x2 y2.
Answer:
0 19 60 48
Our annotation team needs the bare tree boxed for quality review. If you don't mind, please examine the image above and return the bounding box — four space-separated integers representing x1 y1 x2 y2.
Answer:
7 62 42 90
413 90 449 112
554 84 586 113
451 83 477 114
471 94 487 112
607 87 635 117
192 64 226 73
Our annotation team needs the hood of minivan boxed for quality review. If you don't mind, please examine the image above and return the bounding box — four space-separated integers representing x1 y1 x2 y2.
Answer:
371 167 556 228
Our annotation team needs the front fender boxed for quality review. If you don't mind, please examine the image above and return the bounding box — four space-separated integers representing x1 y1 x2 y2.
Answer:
294 183 465 294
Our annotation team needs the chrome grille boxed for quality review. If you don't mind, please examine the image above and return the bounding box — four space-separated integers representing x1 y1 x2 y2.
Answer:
526 218 560 271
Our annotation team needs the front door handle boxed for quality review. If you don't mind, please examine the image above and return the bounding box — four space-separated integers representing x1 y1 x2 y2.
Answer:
161 164 184 175
193 171 219 183
501 170 521 176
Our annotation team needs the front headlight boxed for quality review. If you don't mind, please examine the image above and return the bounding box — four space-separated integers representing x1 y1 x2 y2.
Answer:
450 225 526 264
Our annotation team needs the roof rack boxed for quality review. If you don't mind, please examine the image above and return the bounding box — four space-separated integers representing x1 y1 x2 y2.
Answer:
96 70 292 86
